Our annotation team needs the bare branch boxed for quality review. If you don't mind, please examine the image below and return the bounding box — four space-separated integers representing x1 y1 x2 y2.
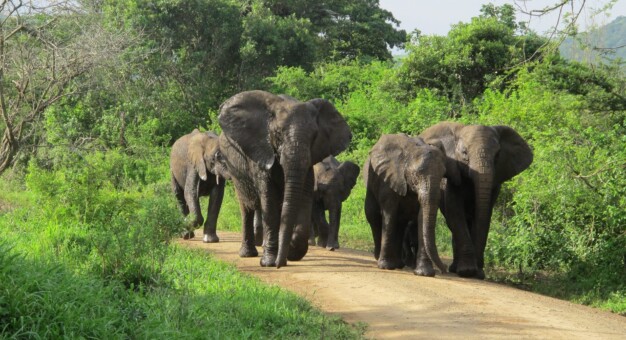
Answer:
0 0 135 173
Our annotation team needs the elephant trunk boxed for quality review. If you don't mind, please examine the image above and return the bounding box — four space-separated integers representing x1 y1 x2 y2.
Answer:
472 150 495 271
276 150 312 268
418 177 447 274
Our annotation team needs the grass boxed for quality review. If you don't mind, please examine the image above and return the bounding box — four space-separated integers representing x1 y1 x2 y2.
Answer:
0 179 365 339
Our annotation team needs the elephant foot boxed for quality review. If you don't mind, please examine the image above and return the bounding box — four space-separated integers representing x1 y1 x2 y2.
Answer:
316 238 328 248
308 236 317 246
377 258 404 270
448 261 457 273
415 259 436 277
260 253 277 267
203 233 219 243
239 244 258 258
475 268 485 280
456 258 478 278
326 241 339 251
181 230 195 240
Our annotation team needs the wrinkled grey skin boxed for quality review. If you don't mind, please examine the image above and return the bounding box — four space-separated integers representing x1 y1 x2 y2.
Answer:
309 156 360 250
170 129 226 243
364 133 448 277
217 90 351 268
419 122 533 279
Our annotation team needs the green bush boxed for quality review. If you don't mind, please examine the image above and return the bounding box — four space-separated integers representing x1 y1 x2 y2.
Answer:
24 151 182 286
474 64 626 306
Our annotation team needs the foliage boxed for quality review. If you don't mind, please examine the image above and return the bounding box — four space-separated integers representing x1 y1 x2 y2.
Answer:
0 0 133 173
255 0 406 61
0 227 363 338
396 10 547 111
1 0 625 321
0 161 363 338
474 63 626 306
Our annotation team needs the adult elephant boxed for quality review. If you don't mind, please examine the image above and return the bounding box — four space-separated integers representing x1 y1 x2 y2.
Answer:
170 129 226 242
218 90 351 268
309 156 360 250
364 133 449 277
419 122 533 279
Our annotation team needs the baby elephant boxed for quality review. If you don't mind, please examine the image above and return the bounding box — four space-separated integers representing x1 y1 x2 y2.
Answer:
170 129 226 242
309 156 360 250
364 133 447 277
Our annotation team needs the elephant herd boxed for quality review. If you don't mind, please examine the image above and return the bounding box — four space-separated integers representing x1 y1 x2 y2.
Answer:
170 90 533 279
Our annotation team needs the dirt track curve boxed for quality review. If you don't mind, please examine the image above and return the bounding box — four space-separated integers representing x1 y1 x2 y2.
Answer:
180 230 626 339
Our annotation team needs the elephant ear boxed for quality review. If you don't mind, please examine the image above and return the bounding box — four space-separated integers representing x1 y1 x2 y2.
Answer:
338 161 360 201
218 91 276 169
188 132 211 181
493 125 533 183
370 134 410 196
308 98 352 165
419 122 464 186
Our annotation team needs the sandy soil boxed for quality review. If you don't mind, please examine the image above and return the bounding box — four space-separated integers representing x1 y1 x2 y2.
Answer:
180 230 626 339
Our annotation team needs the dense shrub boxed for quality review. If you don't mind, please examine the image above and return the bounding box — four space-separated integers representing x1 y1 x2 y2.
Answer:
474 65 625 306
24 150 181 286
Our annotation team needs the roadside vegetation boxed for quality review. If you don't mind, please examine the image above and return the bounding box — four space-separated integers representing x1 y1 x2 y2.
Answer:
0 0 624 337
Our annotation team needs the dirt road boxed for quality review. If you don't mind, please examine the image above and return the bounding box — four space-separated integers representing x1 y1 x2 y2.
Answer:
181 231 626 339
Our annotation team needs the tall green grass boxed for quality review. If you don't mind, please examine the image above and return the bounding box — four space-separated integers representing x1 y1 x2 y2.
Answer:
0 153 364 339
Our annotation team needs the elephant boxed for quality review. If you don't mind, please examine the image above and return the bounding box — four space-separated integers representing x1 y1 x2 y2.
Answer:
309 156 360 250
419 121 533 279
170 129 226 243
364 133 448 277
217 90 351 268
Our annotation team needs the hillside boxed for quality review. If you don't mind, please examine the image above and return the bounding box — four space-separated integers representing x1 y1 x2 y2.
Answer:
560 16 626 63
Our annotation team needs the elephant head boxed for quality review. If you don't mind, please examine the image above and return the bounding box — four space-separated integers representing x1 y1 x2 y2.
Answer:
219 90 351 267
314 156 360 202
419 122 532 278
368 133 447 275
187 130 221 182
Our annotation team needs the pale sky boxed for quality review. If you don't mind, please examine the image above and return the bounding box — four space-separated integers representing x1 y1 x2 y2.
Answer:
379 0 626 36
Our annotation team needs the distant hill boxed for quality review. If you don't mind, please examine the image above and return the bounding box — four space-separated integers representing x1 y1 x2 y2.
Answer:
560 16 626 63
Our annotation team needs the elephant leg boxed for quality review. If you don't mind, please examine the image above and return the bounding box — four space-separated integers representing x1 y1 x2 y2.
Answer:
260 185 282 267
183 172 204 239
415 213 435 277
402 220 417 270
310 202 326 247
238 200 258 258
441 187 477 277
172 176 189 216
308 215 318 246
365 188 382 260
379 203 403 270
253 209 263 247
326 203 341 251
202 181 224 243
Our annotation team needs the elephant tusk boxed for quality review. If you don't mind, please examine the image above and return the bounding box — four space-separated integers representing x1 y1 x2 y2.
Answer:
216 175 220 185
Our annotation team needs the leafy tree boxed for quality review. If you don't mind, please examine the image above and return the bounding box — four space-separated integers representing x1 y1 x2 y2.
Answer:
258 0 406 61
396 5 547 112
239 1 318 89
